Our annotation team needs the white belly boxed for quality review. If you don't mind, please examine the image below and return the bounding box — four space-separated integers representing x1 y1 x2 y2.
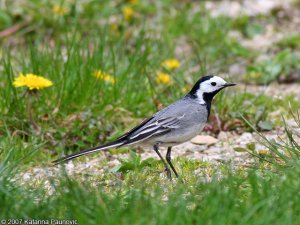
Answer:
142 124 205 147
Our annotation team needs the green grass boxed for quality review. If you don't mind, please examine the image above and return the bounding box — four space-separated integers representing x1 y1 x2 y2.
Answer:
1 152 300 224
1 0 300 223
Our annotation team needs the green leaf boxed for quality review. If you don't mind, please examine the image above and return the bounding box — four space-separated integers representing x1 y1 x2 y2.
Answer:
0 10 12 29
245 23 264 38
258 121 273 131
115 151 156 173
255 106 265 122
246 142 256 151
140 157 157 168
233 147 247 152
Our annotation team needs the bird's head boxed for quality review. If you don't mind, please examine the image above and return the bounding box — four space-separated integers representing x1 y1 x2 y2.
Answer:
188 75 236 104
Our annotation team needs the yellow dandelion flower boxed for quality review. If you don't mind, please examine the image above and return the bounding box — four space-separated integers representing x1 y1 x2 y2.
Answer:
258 149 268 155
156 72 172 85
93 70 116 84
13 73 53 90
161 58 181 70
127 0 139 4
122 6 134 21
110 23 119 33
52 5 68 16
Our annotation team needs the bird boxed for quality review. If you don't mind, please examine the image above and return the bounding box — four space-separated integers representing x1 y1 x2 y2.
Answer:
53 75 236 179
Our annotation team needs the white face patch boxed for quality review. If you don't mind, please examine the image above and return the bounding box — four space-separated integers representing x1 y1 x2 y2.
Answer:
195 76 227 104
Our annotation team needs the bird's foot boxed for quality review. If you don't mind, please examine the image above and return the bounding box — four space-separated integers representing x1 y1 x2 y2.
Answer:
165 167 172 180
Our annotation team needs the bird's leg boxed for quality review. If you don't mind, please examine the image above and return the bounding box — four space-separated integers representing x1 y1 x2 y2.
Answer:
153 144 172 180
166 147 179 178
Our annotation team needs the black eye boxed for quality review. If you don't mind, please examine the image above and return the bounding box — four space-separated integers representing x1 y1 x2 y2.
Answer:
211 82 216 86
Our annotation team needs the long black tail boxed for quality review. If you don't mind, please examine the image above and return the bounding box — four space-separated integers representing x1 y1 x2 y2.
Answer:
52 116 159 165
52 140 124 165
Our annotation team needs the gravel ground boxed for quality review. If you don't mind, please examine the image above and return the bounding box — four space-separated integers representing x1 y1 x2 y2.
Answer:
18 129 282 185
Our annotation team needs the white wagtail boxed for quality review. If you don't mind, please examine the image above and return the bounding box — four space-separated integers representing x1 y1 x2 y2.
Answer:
53 75 236 179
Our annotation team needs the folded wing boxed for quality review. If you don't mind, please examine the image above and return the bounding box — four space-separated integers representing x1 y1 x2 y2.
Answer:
120 116 182 145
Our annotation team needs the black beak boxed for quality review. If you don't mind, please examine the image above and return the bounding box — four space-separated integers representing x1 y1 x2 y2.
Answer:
223 83 236 87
